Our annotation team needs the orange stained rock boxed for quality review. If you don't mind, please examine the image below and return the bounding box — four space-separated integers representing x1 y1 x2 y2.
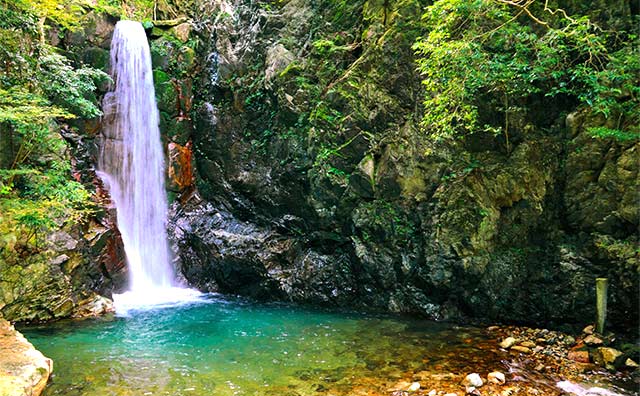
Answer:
168 141 195 191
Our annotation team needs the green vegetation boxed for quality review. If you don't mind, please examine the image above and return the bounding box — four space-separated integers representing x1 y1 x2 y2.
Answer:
413 0 639 149
0 0 107 251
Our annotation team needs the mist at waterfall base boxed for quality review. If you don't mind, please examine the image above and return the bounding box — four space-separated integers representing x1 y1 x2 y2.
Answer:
98 20 201 314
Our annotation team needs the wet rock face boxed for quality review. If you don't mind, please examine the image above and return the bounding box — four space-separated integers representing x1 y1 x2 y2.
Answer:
168 200 360 305
161 0 638 329
0 319 52 396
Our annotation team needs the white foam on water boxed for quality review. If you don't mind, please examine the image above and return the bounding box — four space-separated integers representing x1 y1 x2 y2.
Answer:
113 287 206 315
557 380 627 396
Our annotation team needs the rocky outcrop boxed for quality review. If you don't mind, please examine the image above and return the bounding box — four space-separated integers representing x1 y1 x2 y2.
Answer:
0 319 52 396
0 223 117 322
160 0 639 330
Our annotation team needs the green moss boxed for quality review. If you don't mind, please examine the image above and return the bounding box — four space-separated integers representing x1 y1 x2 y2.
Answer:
82 47 110 72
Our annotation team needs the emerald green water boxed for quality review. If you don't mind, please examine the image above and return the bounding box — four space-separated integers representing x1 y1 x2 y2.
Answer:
21 295 503 396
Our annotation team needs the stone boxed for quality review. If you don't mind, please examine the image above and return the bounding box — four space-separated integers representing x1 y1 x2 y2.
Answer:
153 17 188 27
428 390 437 396
510 345 531 354
173 22 192 42
50 254 70 266
583 325 595 335
445 393 459 396
519 341 536 348
82 46 110 72
583 335 604 346
47 231 78 251
593 347 623 367
466 386 481 396
625 358 639 368
487 371 506 385
568 350 590 363
264 43 295 85
73 294 115 318
499 337 517 349
407 382 420 392
462 373 483 388
0 319 52 396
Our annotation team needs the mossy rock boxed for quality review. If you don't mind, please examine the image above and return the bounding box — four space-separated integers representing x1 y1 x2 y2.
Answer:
82 47 110 72
159 112 192 145
153 70 177 114
177 46 196 71
151 43 170 69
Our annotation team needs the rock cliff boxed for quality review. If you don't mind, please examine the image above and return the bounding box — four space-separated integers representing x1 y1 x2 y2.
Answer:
163 0 638 329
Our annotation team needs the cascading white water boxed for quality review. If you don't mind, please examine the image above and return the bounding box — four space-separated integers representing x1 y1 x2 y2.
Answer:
99 20 200 313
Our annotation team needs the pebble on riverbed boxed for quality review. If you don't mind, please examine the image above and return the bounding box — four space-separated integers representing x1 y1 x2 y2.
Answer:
489 323 637 379
461 373 483 388
487 371 506 385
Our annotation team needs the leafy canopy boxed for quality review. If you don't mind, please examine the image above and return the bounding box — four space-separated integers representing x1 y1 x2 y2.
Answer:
413 0 639 144
0 0 108 250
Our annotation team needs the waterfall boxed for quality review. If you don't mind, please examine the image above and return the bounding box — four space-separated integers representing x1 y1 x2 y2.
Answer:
99 20 200 313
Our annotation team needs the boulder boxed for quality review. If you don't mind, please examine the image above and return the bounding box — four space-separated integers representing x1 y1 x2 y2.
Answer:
568 350 590 363
0 319 52 396
73 294 115 318
173 22 192 42
264 43 295 85
593 347 623 369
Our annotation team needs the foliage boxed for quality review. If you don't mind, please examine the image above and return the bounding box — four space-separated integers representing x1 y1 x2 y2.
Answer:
413 0 639 148
587 126 640 142
4 0 85 32
94 0 154 19
0 0 106 251
38 52 110 118
0 88 73 124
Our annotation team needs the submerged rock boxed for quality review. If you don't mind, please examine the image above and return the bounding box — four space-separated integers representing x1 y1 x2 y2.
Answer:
0 319 52 396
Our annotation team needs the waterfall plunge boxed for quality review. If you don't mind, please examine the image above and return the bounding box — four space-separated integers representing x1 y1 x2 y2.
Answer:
99 20 200 313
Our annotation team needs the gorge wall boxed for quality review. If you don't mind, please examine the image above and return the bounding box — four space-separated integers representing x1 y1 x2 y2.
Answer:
164 0 639 328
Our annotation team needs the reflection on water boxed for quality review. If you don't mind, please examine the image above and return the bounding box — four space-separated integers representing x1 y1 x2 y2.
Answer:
20 295 518 395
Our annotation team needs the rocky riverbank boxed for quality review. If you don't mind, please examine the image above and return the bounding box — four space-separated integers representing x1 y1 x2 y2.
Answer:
386 324 639 396
0 319 52 396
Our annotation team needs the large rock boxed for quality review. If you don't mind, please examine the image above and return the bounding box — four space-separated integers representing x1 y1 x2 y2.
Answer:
0 218 121 322
0 319 52 396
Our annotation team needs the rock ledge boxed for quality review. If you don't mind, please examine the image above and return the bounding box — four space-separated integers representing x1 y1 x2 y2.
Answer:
0 319 52 396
